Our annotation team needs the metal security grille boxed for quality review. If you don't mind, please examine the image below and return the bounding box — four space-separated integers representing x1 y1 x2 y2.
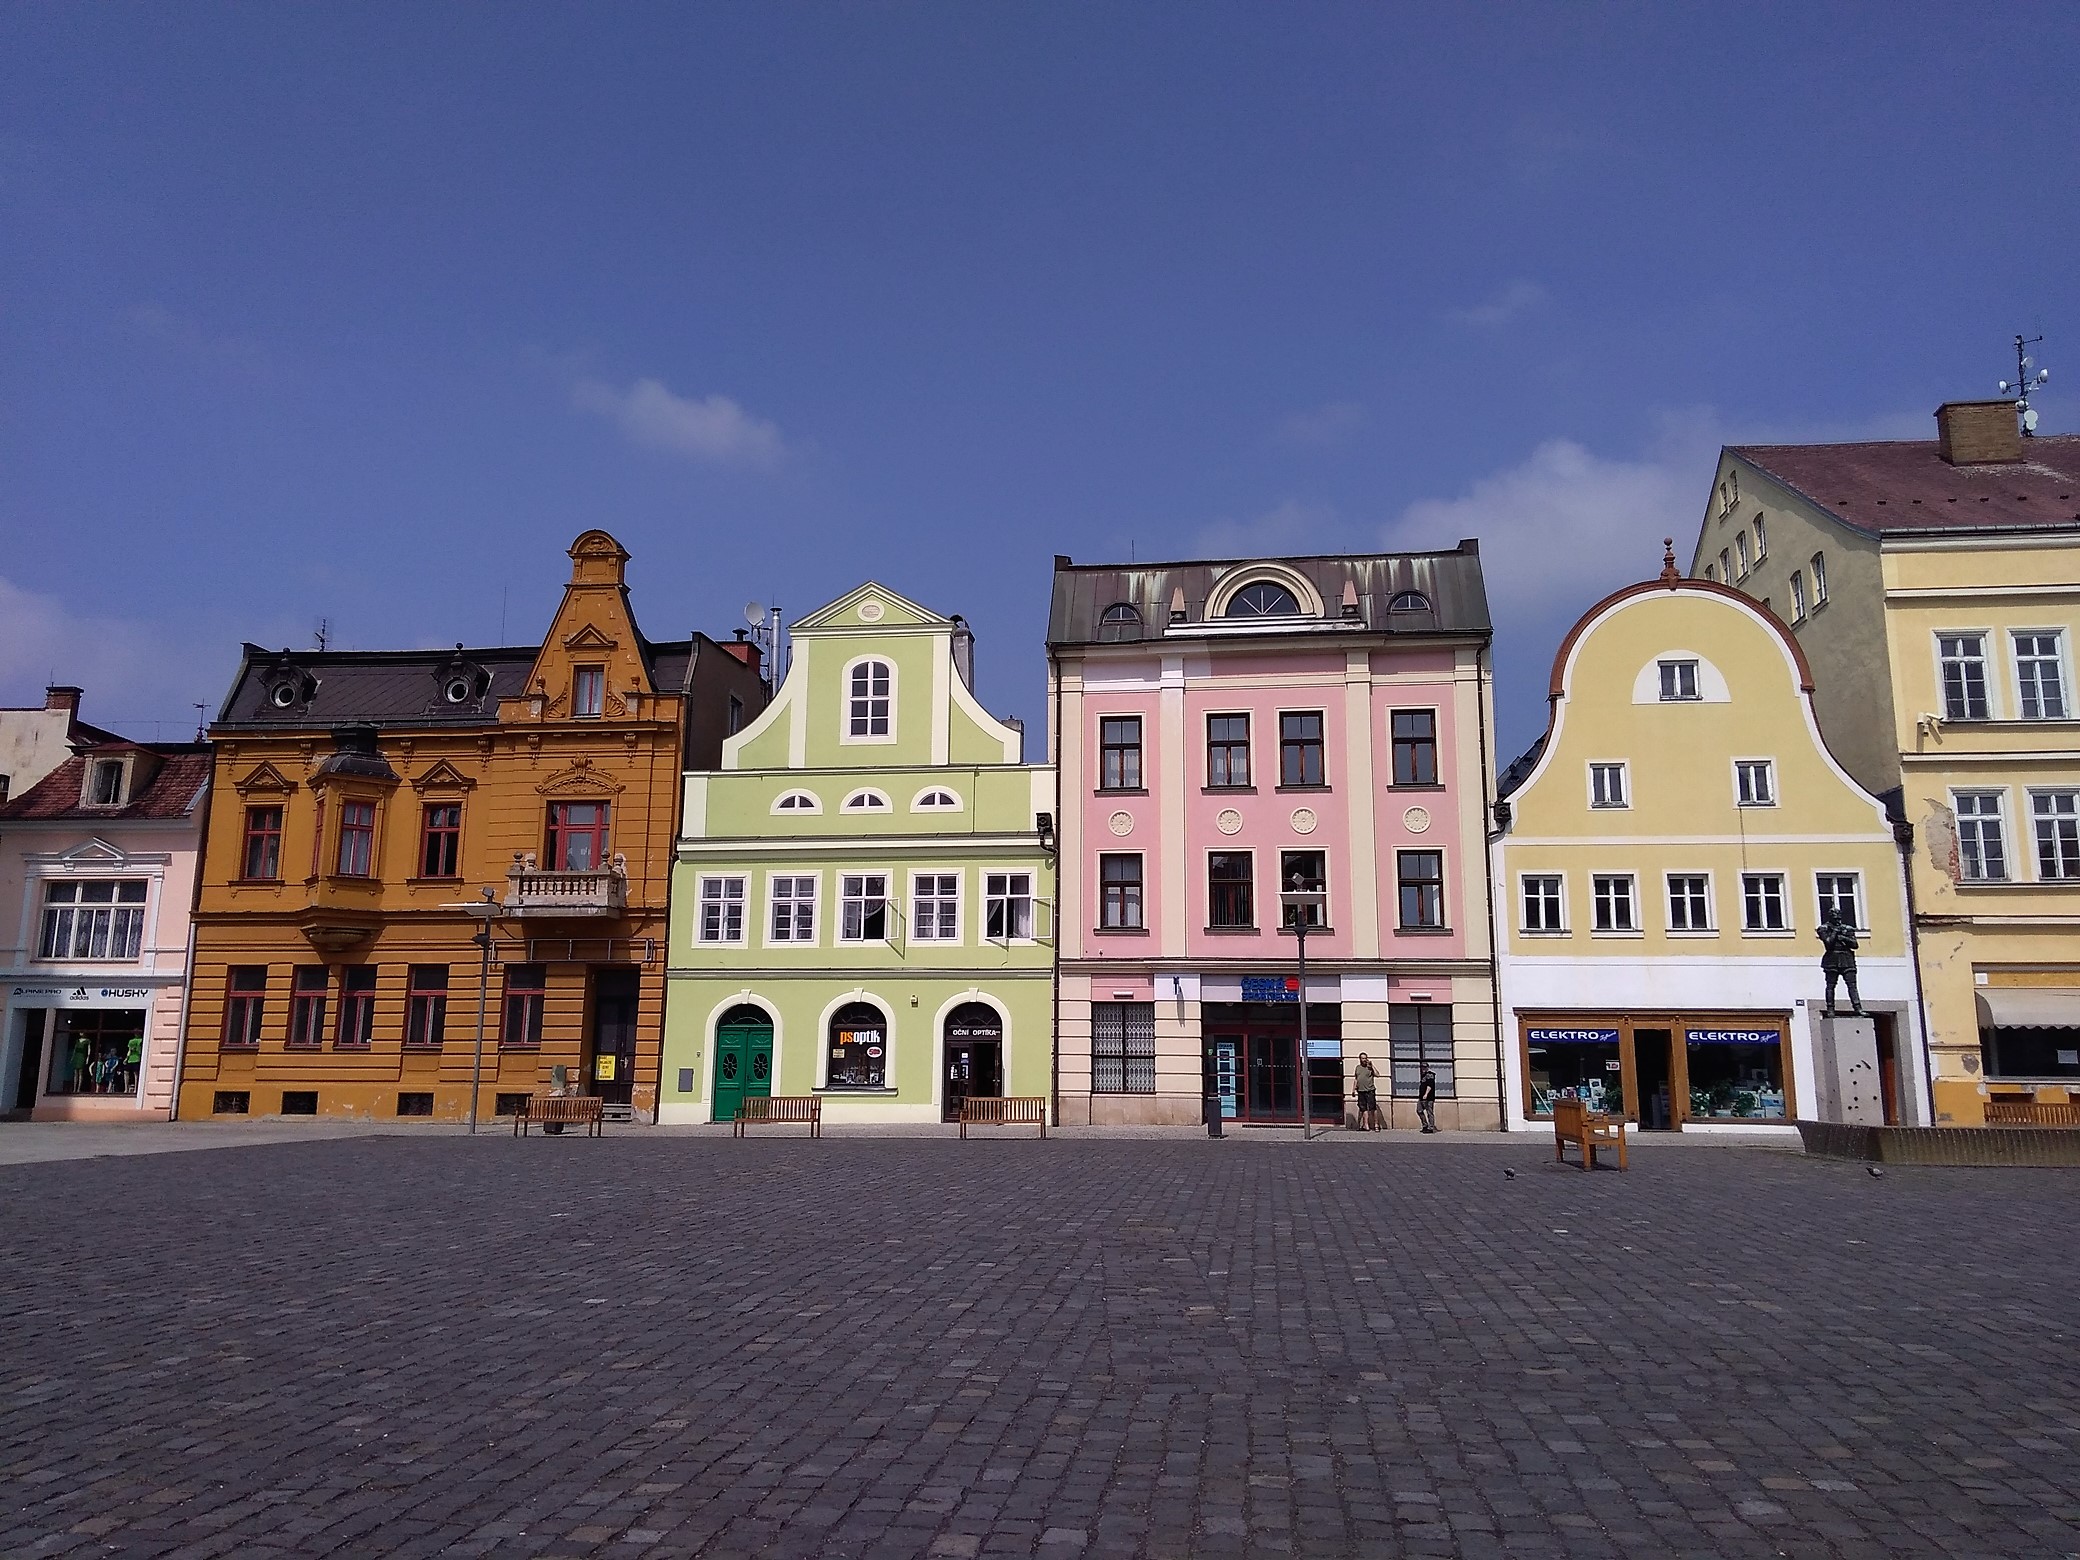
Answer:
1091 1001 1156 1094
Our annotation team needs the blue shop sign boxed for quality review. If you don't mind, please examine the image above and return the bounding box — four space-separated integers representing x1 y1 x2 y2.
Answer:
1241 976 1300 1003
1686 1027 1780 1046
1527 1026 1620 1045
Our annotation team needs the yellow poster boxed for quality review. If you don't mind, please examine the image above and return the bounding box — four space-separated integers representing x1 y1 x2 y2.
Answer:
593 1054 616 1081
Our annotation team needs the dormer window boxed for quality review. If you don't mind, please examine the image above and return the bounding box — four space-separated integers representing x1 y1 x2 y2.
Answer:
842 789 891 812
1098 602 1143 642
913 787 962 811
772 790 823 814
1224 582 1302 618
270 683 298 709
574 666 605 718
88 759 126 806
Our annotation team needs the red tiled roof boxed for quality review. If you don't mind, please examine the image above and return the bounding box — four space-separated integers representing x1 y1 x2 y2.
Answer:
1731 434 2080 535
0 746 211 822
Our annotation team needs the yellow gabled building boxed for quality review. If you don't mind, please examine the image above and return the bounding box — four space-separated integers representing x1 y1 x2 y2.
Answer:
1493 553 1929 1133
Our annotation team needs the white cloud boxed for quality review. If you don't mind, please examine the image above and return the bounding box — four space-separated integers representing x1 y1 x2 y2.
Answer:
572 376 786 468
1447 280 1548 329
1276 400 1366 448
0 575 235 739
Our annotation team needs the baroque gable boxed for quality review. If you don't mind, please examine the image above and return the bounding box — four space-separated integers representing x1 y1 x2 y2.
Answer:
232 761 297 795
409 760 477 793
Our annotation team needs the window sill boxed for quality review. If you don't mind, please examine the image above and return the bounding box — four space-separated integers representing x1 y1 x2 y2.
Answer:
284 1043 324 1053
1589 929 1644 938
406 876 464 886
1518 928 1571 938
1390 783 1446 793
1089 1087 1159 1096
1736 802 1778 811
1202 785 1256 795
1588 803 1630 812
1096 788 1148 797
817 1086 900 1096
1092 925 1149 936
1275 924 1332 936
1394 925 1452 936
1203 925 1259 935
221 1044 260 1053
1741 929 1796 938
230 878 285 888
695 941 750 949
1667 930 1721 938
1275 785 1333 795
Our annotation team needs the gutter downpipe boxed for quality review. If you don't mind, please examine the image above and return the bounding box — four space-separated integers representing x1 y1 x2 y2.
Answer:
1476 639 1507 1132
167 771 215 1123
1894 818 1939 1126
1048 642 1063 1131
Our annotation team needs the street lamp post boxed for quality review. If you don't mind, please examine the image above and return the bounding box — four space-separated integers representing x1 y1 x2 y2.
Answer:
449 888 501 1135
1280 873 1327 1141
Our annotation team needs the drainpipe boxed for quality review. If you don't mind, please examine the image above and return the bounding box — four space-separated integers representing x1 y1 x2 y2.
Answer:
1048 644 1063 1130
168 770 216 1123
1894 819 1939 1126
1476 641 1507 1132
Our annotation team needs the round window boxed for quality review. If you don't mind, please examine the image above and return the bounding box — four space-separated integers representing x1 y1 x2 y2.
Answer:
269 683 298 708
444 677 474 704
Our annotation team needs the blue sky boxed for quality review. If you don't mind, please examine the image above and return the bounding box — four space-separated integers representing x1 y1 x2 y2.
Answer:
4 4 2075 759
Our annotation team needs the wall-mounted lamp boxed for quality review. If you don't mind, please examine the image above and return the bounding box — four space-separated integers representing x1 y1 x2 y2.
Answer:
1036 811 1056 853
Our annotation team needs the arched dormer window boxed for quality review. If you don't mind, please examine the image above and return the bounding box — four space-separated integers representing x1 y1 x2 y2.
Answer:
845 658 894 740
911 787 962 812
842 788 891 812
771 790 823 815
1223 581 1302 618
1387 590 1435 629
1098 602 1143 642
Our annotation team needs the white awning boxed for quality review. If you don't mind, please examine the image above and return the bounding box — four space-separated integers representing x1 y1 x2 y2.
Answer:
1977 989 2080 1030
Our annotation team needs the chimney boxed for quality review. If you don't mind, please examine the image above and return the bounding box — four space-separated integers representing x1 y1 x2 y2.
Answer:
1936 400 2023 465
719 630 762 672
951 615 975 690
45 685 82 716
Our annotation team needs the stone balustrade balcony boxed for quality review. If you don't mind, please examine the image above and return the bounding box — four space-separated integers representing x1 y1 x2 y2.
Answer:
503 852 629 918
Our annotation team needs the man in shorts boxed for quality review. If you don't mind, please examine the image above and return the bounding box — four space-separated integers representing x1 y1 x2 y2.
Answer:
1353 1052 1383 1131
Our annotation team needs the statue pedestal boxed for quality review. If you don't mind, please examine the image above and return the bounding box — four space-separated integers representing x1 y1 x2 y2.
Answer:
1815 1016 1882 1125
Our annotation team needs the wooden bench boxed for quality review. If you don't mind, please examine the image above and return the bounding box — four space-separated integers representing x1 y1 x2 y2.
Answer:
1985 1099 2080 1126
732 1095 822 1137
1552 1095 1626 1170
513 1094 604 1137
958 1095 1048 1139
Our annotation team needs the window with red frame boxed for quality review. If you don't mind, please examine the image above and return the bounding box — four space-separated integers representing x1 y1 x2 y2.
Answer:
288 967 328 1048
337 801 376 877
223 966 267 1048
546 802 610 871
241 806 283 881
405 965 448 1048
336 966 377 1047
419 803 462 878
502 964 546 1048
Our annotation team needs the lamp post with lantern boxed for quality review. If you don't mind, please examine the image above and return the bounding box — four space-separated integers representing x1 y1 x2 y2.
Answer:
1280 872 1327 1140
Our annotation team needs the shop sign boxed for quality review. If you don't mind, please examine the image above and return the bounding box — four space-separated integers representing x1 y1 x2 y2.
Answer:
593 1055 617 1081
9 982 158 1010
1527 1027 1620 1045
1685 1027 1779 1046
1241 976 1300 1003
1304 1039 1340 1058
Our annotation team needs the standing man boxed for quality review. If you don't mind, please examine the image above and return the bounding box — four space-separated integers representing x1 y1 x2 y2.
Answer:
1417 1065 1439 1134
1353 1052 1382 1132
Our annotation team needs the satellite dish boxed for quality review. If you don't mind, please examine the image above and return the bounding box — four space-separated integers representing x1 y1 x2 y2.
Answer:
1999 380 2011 393
2023 407 2040 433
744 600 766 627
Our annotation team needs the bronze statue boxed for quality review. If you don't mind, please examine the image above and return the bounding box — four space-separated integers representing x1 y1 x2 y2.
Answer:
1818 906 1864 1018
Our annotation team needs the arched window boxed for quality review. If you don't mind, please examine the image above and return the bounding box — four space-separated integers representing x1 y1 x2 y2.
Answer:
1098 602 1143 642
912 787 962 811
847 658 893 738
827 1001 888 1089
1388 590 1431 614
771 790 822 814
1387 590 1436 629
1224 581 1303 618
842 789 891 812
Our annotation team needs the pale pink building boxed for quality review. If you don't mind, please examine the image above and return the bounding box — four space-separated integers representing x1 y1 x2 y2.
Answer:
1047 547 1500 1128
0 721 209 1121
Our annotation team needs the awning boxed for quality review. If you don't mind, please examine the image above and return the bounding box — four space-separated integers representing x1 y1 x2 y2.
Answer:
1976 989 2080 1030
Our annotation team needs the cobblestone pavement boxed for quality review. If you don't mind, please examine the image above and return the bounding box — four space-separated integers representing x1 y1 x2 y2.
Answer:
2 1137 2076 1559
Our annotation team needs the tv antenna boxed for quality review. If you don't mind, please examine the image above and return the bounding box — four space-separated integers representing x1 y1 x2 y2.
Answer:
1998 334 2051 436
742 600 785 691
314 617 331 651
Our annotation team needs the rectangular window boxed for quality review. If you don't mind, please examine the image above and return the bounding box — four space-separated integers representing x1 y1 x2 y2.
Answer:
985 872 1034 940
502 964 546 1048
1810 551 1827 604
1752 514 1766 559
405 965 448 1048
1667 874 1712 932
223 966 267 1049
1719 548 1731 581
1091 1001 1156 1094
1736 759 1776 806
1521 874 1564 932
911 872 960 941
1939 634 1989 719
1391 709 1437 786
89 758 124 805
697 875 747 943
1099 716 1143 791
336 966 377 1048
288 967 328 1049
574 665 605 717
1279 711 1325 787
546 801 610 872
1589 762 1627 808
1207 852 1254 929
1389 1003 1455 1098
337 801 376 877
839 873 889 941
2015 632 2069 720
1815 872 1863 927
1206 714 1251 788
1592 874 1636 932
1280 850 1327 927
419 803 462 879
1396 850 1444 930
1703 563 1716 583
1735 531 1750 576
769 875 817 942
1741 872 1789 932
726 694 744 735
36 880 148 961
1658 660 1700 701
242 806 284 881
1956 791 2008 880
1790 571 1807 622
2033 791 2080 880
847 659 893 736
1099 853 1144 929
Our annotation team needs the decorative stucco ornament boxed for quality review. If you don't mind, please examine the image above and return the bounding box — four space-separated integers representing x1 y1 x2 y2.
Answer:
857 599 885 621
1108 810 1134 837
1403 805 1432 834
1215 808 1244 836
1289 807 1318 835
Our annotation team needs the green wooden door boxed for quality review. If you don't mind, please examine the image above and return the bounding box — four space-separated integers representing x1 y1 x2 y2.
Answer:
713 1009 774 1123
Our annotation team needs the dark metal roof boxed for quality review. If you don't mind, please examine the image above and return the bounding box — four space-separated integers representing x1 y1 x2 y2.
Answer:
1047 541 1490 647
1731 434 2080 535
0 745 211 822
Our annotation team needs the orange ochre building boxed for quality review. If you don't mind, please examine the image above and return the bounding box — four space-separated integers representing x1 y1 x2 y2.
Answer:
178 531 766 1123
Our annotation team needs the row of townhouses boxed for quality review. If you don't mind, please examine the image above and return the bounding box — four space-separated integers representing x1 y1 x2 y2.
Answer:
3 403 2075 1132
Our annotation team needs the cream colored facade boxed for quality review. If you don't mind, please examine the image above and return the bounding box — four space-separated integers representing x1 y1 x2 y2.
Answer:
1494 572 1928 1133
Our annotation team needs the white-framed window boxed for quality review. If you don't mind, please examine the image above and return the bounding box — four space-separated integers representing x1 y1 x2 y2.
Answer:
771 790 822 815
2032 790 2080 880
1955 790 2008 881
86 757 127 806
2014 632 2069 721
574 665 605 718
1815 872 1864 928
1589 762 1628 809
842 788 892 812
1736 759 1776 807
1658 659 1700 701
1740 872 1789 932
36 879 148 961
910 871 961 941
1751 514 1766 559
1789 571 1807 622
696 875 747 944
912 787 962 811
844 658 894 740
1666 873 1713 932
1735 531 1750 577
1703 563 1716 582
1938 634 1990 719
1520 874 1565 933
1591 874 1637 932
985 872 1035 940
1810 551 1827 605
839 873 890 941
1718 548 1731 581
768 874 817 942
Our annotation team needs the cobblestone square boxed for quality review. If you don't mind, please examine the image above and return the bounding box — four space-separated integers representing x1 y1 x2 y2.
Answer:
2 1134 2077 1558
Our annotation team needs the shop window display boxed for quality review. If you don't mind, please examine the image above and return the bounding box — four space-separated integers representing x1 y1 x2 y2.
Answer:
1683 1028 1787 1118
46 1010 146 1097
1526 1026 1623 1117
827 1001 888 1089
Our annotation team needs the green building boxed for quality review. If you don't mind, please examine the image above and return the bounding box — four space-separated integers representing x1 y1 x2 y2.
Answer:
660 583 1056 1125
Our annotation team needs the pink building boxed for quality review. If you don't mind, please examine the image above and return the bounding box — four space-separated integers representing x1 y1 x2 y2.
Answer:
0 722 209 1121
1048 547 1500 1128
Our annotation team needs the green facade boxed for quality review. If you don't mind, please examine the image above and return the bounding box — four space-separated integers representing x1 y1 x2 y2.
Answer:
661 583 1057 1124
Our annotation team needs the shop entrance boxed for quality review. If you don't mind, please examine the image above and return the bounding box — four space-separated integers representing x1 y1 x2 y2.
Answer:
941 1003 1003 1122
1205 1003 1341 1125
1635 1028 1676 1130
11 1011 48 1112
712 1004 773 1125
587 968 639 1108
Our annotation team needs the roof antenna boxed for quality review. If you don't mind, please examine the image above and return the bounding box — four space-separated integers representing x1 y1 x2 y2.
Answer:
1998 334 2051 436
193 702 206 741
314 617 330 651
